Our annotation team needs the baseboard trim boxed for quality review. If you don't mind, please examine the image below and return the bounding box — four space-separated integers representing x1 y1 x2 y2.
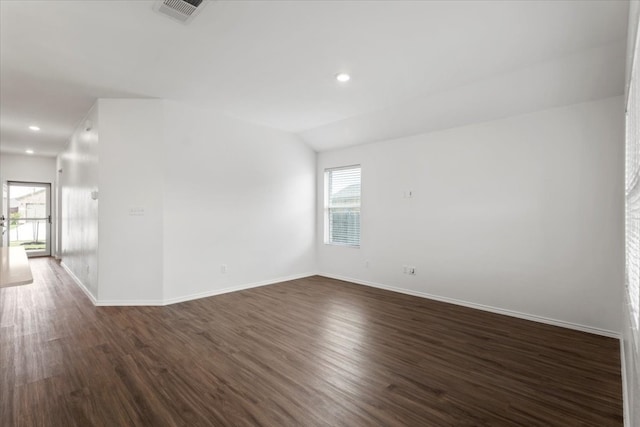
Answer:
95 299 164 306
60 262 97 304
59 261 620 339
163 272 317 306
318 273 621 339
59 264 316 307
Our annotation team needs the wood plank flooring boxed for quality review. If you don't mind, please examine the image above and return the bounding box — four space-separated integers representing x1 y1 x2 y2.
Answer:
0 258 623 426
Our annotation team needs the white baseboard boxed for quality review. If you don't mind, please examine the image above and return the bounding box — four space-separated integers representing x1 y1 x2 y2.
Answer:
95 299 164 306
318 273 621 339
59 262 315 307
61 261 162 306
60 261 97 304
162 272 317 305
58 260 620 339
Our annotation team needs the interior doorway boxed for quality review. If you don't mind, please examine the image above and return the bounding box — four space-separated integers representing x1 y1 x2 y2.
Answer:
5 181 51 257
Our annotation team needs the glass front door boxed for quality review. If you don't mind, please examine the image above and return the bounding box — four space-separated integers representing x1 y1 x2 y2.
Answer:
6 182 51 257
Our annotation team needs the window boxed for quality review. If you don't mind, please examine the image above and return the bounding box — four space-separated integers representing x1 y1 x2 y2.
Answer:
325 166 361 247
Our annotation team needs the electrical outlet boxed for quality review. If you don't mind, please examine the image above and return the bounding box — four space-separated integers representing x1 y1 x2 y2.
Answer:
220 264 227 274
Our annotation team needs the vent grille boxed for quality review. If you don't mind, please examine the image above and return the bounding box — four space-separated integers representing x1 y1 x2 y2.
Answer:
156 0 205 23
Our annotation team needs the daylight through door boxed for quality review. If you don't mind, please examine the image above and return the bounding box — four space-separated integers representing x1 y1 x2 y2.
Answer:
6 182 51 257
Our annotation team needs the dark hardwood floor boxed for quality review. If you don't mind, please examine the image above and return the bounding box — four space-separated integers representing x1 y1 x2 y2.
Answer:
0 258 622 426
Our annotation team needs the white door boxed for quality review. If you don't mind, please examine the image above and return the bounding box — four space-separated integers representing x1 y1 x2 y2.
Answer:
6 182 51 257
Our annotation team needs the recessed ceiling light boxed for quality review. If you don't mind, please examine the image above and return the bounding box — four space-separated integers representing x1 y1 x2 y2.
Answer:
29 125 40 131
336 73 351 83
25 149 34 154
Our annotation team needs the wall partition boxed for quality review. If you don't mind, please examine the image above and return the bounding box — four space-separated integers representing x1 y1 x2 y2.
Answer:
624 15 640 426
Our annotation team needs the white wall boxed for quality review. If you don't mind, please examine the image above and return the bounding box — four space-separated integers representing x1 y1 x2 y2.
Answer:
57 99 164 303
317 96 624 335
162 101 316 302
623 3 640 425
626 1 640 101
57 99 315 304
623 306 639 427
97 99 164 303
0 153 57 185
58 105 99 297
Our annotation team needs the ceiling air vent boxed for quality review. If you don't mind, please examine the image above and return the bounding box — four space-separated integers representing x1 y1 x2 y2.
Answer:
154 0 206 24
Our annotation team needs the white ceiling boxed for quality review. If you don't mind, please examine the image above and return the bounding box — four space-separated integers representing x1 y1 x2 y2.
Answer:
0 0 629 156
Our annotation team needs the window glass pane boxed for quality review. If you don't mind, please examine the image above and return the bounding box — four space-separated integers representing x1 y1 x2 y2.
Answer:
326 166 361 246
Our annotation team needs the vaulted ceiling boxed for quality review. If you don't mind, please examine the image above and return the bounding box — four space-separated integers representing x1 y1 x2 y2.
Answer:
0 0 629 156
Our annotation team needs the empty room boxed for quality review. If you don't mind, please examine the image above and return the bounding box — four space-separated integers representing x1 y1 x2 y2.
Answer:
1 0 639 425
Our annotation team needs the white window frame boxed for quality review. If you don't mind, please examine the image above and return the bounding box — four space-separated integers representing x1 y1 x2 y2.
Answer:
324 165 361 248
